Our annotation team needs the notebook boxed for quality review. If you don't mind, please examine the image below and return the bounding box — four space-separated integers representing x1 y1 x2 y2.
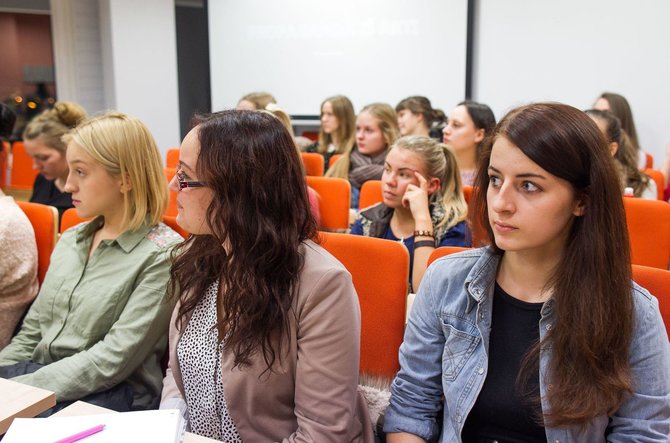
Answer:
3 408 183 443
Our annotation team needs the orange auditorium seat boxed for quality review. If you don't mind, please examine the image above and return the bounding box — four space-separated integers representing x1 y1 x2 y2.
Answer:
9 141 39 190
623 197 670 269
166 148 180 168
165 167 178 216
329 154 342 169
60 208 91 233
632 264 670 338
359 180 382 210
427 246 474 267
300 152 324 176
319 232 409 379
0 141 8 189
305 176 350 231
17 201 58 284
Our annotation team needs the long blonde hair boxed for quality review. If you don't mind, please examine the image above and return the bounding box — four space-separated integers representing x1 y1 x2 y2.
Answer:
327 103 399 180
393 135 467 229
63 112 167 231
317 95 356 155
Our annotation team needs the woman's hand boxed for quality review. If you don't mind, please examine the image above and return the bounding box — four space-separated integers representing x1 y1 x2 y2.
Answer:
402 171 432 224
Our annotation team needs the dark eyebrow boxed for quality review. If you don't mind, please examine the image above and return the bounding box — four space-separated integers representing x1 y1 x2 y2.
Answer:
178 160 196 174
488 165 547 180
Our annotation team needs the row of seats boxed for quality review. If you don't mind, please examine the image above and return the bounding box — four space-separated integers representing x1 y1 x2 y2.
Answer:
14 199 670 380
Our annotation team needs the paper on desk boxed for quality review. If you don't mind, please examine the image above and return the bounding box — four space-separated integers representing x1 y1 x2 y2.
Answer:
3 409 183 443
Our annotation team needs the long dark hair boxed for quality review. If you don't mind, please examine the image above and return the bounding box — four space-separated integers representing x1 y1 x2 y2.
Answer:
598 92 641 152
585 109 650 197
169 110 318 371
472 103 634 426
457 100 496 159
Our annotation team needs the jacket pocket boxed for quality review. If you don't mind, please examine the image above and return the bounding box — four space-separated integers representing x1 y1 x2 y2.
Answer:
440 320 480 381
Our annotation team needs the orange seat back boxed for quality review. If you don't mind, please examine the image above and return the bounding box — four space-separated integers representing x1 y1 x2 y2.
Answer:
632 264 670 338
644 168 665 200
9 141 39 190
319 232 409 378
644 152 654 169
359 180 382 209
623 197 670 269
300 152 324 176
164 167 178 216
329 154 342 169
60 208 92 233
0 141 8 189
166 148 180 168
16 201 58 284
427 246 474 267
305 176 350 230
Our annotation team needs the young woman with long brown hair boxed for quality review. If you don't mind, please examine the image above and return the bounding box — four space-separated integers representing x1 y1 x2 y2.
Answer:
384 103 670 442
305 95 356 170
160 110 373 442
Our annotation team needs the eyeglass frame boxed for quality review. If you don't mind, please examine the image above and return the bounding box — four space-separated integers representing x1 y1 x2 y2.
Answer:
175 168 205 190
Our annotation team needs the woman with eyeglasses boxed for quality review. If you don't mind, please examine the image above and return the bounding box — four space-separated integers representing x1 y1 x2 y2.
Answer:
0 112 182 414
160 110 373 442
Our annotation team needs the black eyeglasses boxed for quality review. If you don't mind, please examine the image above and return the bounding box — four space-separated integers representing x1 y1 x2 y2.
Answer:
176 169 205 190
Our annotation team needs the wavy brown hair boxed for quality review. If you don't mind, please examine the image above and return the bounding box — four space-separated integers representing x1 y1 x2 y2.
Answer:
471 103 634 426
169 110 317 371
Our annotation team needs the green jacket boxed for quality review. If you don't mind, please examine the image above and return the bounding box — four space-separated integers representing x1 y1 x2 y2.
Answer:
0 217 182 409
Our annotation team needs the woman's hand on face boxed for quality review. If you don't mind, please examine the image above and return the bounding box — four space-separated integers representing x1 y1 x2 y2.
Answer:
402 171 431 222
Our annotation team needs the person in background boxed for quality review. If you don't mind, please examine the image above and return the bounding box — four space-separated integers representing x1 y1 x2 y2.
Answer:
327 103 399 208
23 101 87 220
395 96 447 141
236 91 277 111
384 103 670 442
305 95 357 170
0 112 181 414
442 100 496 187
350 135 469 292
593 92 649 170
0 103 38 350
586 109 657 199
160 110 373 442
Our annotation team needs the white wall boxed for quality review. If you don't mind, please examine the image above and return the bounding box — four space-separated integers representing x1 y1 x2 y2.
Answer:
50 0 181 154
100 0 181 151
474 0 670 164
208 0 468 115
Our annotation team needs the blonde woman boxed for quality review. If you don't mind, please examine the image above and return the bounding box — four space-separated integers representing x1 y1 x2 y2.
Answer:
0 112 182 414
23 101 87 219
305 95 356 170
350 135 469 291
327 103 399 208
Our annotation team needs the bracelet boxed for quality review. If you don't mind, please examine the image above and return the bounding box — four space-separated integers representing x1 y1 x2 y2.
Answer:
414 240 436 249
413 230 434 239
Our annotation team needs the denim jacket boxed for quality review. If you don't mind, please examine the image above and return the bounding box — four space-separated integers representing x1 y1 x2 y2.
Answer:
384 247 670 442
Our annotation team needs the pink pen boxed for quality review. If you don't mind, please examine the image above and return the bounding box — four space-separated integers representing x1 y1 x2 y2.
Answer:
53 424 105 443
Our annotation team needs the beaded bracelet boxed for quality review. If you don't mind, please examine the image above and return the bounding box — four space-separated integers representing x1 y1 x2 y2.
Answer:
413 230 434 239
414 240 436 249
